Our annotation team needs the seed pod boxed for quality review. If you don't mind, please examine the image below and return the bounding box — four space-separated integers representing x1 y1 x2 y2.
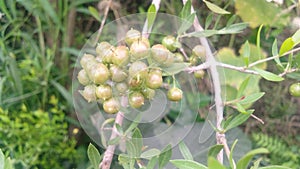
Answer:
103 98 120 114
80 53 95 69
129 61 148 80
87 63 110 84
125 29 141 46
146 70 163 89
162 35 177 52
192 45 206 60
194 70 205 79
151 44 174 66
167 87 183 101
110 65 128 82
80 85 96 102
174 52 185 62
96 42 115 64
129 91 145 109
130 41 150 61
77 69 90 86
112 46 130 66
96 85 112 100
142 88 156 100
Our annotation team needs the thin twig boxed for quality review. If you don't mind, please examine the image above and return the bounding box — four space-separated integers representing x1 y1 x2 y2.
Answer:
182 0 225 163
94 0 112 46
251 114 264 124
221 136 236 169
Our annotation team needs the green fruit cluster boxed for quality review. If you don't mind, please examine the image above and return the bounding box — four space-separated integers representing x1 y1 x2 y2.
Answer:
78 29 185 114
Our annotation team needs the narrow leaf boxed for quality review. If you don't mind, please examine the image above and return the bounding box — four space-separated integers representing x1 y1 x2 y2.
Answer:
229 140 238 169
218 23 248 34
162 62 190 76
183 30 219 38
178 13 195 35
180 0 191 19
272 39 283 67
207 157 226 169
258 166 292 169
279 37 294 56
292 29 300 46
205 14 213 30
0 149 4 169
179 142 193 160
237 76 250 98
226 15 237 27
147 156 158 169
147 4 157 29
115 123 124 135
39 0 60 25
141 149 161 159
126 140 137 158
132 128 143 156
251 158 262 169
107 137 121 145
235 103 247 114
203 0 230 14
243 41 250 66
237 148 269 169
239 92 265 105
87 143 101 169
224 110 254 131
170 159 208 169
88 6 100 21
124 113 141 135
257 25 263 50
158 144 172 169
208 144 224 158
254 67 284 82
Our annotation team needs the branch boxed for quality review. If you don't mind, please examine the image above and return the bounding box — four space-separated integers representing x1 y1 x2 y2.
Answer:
182 0 225 163
94 0 112 46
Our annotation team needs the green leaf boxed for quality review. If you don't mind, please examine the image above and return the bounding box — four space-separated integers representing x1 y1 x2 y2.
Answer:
218 23 248 34
183 30 219 38
207 157 226 169
258 166 292 169
50 80 73 107
87 143 101 169
226 15 237 27
126 140 137 158
243 41 250 67
115 123 124 135
179 142 193 160
118 154 135 169
237 76 250 98
107 137 121 145
39 0 60 25
279 37 294 56
162 62 190 76
239 92 265 105
207 144 223 158
237 148 269 169
253 67 284 82
4 157 13 169
205 14 213 30
292 29 300 46
132 128 143 156
229 140 238 169
178 13 195 35
250 158 262 169
88 6 100 21
158 144 172 169
0 149 4 169
224 110 253 131
180 0 191 19
257 25 263 50
203 0 230 14
170 159 208 169
147 156 158 169
124 113 141 135
272 39 283 67
147 4 157 29
235 103 247 113
141 149 161 159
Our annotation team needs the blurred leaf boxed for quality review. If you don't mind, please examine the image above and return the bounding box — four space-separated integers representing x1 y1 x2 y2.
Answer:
207 157 226 169
50 80 73 107
178 13 195 35
126 140 137 158
237 76 250 98
179 142 193 160
239 92 265 105
87 143 101 169
257 25 263 50
124 113 141 135
235 103 247 114
229 140 238 169
0 149 4 169
224 110 253 131
170 159 207 169
158 144 172 169
180 0 191 19
162 62 190 76
147 4 157 29
88 6 100 21
39 0 60 25
115 123 124 135
235 0 288 28
279 37 294 56
207 144 223 158
147 156 158 169
272 39 283 67
107 137 121 145
141 149 160 160
226 15 237 27
183 30 218 38
218 23 248 34
250 158 262 169
243 41 250 66
118 154 135 169
4 157 13 169
237 148 269 169
203 0 230 14
292 29 300 46
132 128 143 156
205 14 213 30
258 166 292 169
253 68 284 82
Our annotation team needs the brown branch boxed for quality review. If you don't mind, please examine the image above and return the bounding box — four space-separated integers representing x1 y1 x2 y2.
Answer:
94 0 112 46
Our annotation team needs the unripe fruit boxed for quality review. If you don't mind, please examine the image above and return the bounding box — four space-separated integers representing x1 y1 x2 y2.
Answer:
128 76 143 89
110 65 128 82
194 70 205 79
77 69 90 85
289 83 300 97
151 44 174 66
189 55 200 66
112 46 130 66
130 41 150 61
88 63 110 84
96 85 112 100
129 61 148 79
80 53 95 69
146 70 163 89
162 35 177 52
96 42 115 64
141 37 150 48
116 82 128 94
96 42 111 56
167 87 183 101
103 98 120 114
80 85 96 102
192 45 206 59
129 91 145 108
142 88 156 100
125 29 141 46
174 52 185 62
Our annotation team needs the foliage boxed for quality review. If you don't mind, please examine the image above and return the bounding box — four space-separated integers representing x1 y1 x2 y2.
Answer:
0 96 78 169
